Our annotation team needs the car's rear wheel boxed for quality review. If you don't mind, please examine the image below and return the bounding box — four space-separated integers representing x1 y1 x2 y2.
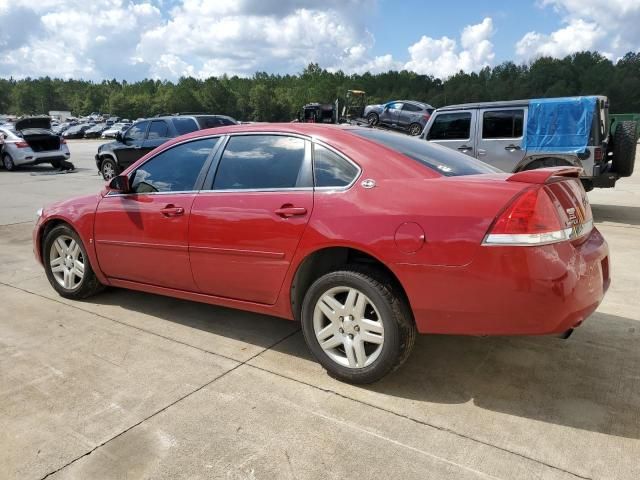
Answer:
100 157 118 180
301 266 416 384
408 123 422 136
367 112 379 126
43 224 103 299
3 153 16 171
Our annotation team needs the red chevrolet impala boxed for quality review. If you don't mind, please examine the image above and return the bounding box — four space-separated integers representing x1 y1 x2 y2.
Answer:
33 124 610 383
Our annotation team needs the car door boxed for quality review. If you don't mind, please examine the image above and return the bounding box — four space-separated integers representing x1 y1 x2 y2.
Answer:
115 120 150 169
476 108 527 172
94 137 220 290
380 102 403 127
189 134 313 304
399 102 421 127
143 120 173 153
425 110 477 157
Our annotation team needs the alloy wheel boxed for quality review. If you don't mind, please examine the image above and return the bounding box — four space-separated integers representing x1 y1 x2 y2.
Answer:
313 286 385 369
102 161 115 180
49 235 85 290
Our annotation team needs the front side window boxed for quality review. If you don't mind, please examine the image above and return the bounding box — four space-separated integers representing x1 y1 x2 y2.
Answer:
387 102 404 110
313 144 359 187
482 110 524 138
427 112 472 140
124 121 149 142
130 138 217 193
147 120 170 140
213 135 307 190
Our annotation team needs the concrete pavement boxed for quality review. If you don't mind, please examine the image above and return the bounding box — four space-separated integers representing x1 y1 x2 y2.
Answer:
0 140 638 479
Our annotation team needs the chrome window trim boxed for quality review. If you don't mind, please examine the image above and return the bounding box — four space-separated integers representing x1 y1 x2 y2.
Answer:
106 190 198 197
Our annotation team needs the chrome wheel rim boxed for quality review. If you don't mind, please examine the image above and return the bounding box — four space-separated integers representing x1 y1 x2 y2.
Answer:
367 114 377 126
49 235 84 290
313 286 384 369
102 162 115 180
410 124 421 135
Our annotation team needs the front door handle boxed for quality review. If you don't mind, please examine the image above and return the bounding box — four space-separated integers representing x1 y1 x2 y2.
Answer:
458 145 473 152
275 205 307 218
160 204 184 217
505 144 521 151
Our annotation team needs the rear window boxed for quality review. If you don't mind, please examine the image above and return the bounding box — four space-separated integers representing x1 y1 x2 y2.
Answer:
172 118 199 135
197 116 236 128
350 128 500 177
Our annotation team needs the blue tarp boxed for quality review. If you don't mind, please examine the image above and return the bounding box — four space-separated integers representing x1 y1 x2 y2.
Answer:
522 96 596 154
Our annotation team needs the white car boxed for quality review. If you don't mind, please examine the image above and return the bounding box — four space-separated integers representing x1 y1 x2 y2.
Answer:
101 123 131 139
0 117 71 171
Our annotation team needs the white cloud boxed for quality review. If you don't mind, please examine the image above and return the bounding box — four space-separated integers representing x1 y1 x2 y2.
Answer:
404 18 495 78
516 0 640 61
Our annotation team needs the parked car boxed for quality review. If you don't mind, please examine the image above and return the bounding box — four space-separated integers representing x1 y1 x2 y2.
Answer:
84 123 108 139
0 117 72 171
34 123 609 383
95 114 238 179
364 100 434 136
105 116 120 126
62 124 93 139
101 122 130 139
422 96 636 190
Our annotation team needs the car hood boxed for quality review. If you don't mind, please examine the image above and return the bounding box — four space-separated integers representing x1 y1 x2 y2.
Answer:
15 116 52 131
98 140 120 152
365 104 384 113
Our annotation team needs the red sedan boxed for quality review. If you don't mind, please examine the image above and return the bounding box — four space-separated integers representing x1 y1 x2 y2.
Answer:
33 124 610 383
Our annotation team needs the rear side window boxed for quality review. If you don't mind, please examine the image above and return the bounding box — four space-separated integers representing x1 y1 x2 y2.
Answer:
147 120 169 140
403 103 422 112
313 144 359 187
214 135 307 190
172 118 199 135
482 110 524 138
427 112 471 140
130 138 217 193
351 128 499 177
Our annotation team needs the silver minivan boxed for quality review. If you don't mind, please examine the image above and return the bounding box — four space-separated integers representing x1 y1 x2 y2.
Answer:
421 96 636 190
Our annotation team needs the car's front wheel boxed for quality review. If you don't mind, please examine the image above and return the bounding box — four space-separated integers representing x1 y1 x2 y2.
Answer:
100 157 118 180
367 112 379 126
301 266 416 384
43 224 103 299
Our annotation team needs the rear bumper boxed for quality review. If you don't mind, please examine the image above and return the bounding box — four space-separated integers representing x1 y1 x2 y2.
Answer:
10 147 70 166
399 227 610 335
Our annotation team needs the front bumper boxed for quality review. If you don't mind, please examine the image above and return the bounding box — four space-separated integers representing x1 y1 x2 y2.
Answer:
399 227 610 335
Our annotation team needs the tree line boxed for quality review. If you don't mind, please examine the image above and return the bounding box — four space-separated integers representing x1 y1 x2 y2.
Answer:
1 51 639 121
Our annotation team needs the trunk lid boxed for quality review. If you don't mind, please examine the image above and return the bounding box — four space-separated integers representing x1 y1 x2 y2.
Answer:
15 116 52 131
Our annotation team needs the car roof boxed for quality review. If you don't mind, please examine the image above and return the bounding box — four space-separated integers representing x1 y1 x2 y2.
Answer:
438 95 608 111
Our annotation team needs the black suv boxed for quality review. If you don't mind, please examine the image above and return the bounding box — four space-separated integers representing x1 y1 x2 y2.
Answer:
95 114 237 179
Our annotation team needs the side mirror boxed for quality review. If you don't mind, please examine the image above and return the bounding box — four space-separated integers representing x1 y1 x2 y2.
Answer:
108 174 130 193
116 131 124 142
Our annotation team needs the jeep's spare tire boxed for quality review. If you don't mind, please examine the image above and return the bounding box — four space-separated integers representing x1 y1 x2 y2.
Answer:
612 120 637 177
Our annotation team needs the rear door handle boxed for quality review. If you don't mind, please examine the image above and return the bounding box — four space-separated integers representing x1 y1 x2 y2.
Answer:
275 206 307 218
505 144 521 151
458 145 473 152
160 204 184 217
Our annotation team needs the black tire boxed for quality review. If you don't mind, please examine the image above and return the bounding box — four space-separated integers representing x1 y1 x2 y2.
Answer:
3 153 16 171
301 265 416 384
100 157 119 180
611 121 637 177
408 123 422 136
367 112 379 126
43 224 104 300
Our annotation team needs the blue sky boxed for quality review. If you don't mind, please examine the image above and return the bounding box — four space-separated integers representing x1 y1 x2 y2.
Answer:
0 0 638 81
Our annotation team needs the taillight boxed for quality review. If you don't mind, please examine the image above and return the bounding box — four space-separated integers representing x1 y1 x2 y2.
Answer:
594 147 603 162
14 141 29 148
423 113 431 121
483 183 593 246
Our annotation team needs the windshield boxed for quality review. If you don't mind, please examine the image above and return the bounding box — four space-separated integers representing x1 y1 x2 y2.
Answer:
350 128 500 176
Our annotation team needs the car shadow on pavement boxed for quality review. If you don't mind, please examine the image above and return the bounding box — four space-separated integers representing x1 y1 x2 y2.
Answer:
88 288 640 440
592 203 640 226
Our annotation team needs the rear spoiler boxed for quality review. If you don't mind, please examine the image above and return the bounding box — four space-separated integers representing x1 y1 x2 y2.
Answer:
506 167 583 184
